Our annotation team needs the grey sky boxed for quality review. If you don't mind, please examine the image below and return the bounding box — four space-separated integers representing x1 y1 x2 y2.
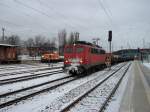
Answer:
0 0 150 51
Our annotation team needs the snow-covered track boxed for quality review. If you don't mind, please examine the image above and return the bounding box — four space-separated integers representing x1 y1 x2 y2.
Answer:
0 64 42 72
50 63 130 112
0 64 124 110
0 66 63 77
0 75 79 109
0 64 29 70
98 63 131 112
0 69 63 85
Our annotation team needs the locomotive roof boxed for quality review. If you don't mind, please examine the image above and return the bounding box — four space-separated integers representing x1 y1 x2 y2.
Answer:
75 41 102 48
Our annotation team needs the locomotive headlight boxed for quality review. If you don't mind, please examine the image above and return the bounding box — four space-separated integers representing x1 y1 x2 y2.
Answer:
65 60 69 63
79 59 83 63
42 55 44 58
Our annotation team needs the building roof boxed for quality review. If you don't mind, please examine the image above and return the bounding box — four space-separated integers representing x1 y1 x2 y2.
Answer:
0 43 17 47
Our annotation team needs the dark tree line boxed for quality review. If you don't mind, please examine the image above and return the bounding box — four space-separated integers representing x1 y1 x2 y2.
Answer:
0 35 20 45
0 29 80 56
23 35 57 56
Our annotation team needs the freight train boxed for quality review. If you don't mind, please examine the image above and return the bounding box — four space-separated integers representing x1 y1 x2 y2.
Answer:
63 41 128 75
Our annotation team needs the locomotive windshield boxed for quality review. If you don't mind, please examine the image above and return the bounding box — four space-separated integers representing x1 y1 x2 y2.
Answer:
65 46 84 53
76 47 84 53
65 47 73 53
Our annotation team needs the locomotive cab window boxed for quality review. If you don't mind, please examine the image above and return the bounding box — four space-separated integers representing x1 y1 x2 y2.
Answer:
76 47 84 53
65 47 73 53
91 48 98 54
99 49 105 54
91 48 105 54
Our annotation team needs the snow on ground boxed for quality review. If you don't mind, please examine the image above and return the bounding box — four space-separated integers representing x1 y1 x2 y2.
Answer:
68 64 129 112
0 64 123 112
0 64 37 68
0 68 62 80
143 62 150 69
104 63 132 112
18 55 41 61
0 71 104 112
0 69 63 94
0 63 63 76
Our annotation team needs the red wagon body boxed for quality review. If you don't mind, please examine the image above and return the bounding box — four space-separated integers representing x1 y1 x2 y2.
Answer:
0 44 19 64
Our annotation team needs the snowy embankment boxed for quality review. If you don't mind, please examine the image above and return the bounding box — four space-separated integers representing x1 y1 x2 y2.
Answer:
143 62 150 69
105 62 132 112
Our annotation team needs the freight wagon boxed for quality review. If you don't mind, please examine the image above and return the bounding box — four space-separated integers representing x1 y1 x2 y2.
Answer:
0 44 20 64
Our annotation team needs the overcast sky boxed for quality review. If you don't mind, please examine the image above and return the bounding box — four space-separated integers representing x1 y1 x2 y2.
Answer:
0 0 150 51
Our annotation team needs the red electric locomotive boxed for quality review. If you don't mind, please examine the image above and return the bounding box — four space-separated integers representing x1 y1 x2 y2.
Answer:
64 41 107 75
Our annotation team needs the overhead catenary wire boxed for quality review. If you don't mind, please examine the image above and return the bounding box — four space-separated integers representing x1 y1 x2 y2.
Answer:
13 0 79 30
0 1 54 32
0 0 115 40
0 18 26 27
37 0 91 31
101 0 113 18
97 0 113 26
14 0 96 32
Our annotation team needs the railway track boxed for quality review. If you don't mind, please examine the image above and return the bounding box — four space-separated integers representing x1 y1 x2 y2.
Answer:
0 66 63 77
0 64 41 71
59 63 131 112
39 63 129 112
0 69 63 85
0 63 124 109
0 75 77 109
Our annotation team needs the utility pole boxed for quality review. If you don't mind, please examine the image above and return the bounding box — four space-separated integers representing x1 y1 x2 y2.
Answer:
2 27 5 42
143 38 145 48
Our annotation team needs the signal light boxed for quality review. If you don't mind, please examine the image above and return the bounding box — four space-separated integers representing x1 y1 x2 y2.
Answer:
108 31 112 42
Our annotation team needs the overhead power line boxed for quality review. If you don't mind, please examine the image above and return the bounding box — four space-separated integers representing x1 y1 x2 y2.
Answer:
0 2 52 32
102 0 113 17
37 0 90 30
0 18 26 27
97 0 113 25
13 0 78 30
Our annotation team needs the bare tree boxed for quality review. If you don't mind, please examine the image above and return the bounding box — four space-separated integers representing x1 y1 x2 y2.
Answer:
58 29 67 55
26 38 35 47
68 32 74 44
7 35 20 45
35 35 45 47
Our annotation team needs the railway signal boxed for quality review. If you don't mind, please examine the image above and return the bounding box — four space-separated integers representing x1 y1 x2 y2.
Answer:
108 31 112 42
108 30 112 70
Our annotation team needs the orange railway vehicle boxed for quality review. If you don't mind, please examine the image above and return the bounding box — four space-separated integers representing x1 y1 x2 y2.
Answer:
41 51 61 62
